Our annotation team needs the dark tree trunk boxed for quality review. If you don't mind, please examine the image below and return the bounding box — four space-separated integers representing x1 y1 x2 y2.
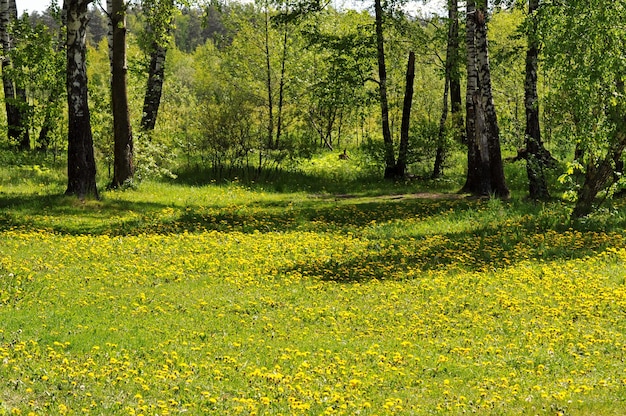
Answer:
375 0 395 178
65 0 98 198
524 0 550 200
433 63 450 179
110 0 134 188
141 40 167 131
264 6 274 149
393 51 415 178
475 1 509 198
460 0 483 194
275 27 288 149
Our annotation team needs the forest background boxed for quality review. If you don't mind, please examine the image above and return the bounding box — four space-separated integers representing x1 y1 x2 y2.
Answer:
5 0 625 215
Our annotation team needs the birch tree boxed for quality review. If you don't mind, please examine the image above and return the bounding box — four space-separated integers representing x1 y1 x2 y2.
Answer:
140 0 176 131
461 0 509 198
65 0 98 198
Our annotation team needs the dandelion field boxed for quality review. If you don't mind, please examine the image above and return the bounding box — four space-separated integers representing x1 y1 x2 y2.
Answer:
3 162 626 414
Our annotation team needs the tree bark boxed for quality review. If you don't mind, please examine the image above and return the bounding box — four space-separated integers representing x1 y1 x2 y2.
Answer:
141 40 167 131
524 0 550 200
374 0 395 178
110 0 134 187
460 0 483 194
65 0 98 198
475 1 509 198
394 51 415 178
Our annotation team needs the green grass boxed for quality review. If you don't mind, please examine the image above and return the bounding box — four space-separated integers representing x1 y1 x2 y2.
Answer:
2 151 626 415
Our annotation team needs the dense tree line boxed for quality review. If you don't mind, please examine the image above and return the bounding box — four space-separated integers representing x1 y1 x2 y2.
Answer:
2 0 626 218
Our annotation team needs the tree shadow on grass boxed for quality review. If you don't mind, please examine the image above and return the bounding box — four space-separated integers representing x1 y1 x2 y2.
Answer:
283 222 626 282
0 193 174 235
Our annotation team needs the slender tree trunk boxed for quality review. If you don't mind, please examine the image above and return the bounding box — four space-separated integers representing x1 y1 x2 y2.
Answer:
434 0 461 179
475 1 509 198
448 0 464 144
110 0 134 187
375 0 395 178
141 40 167 131
433 71 449 179
65 0 98 198
460 0 483 194
524 0 549 200
275 27 288 149
394 51 415 178
0 0 28 149
264 5 274 149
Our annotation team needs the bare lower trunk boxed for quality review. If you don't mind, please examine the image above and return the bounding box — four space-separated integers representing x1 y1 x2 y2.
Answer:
66 0 98 198
110 0 134 187
375 0 395 178
394 51 415 178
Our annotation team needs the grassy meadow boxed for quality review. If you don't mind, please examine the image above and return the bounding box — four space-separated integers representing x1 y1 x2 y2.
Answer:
3 152 626 415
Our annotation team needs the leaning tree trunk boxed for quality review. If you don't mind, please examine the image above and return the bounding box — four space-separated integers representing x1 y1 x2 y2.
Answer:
475 1 509 198
572 137 626 218
110 0 134 188
141 40 167 131
0 0 28 149
524 0 550 200
572 79 626 219
65 0 98 198
375 0 395 178
395 51 415 178
460 0 485 194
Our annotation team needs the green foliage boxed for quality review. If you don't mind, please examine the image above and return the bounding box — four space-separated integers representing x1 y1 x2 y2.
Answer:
6 10 65 150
